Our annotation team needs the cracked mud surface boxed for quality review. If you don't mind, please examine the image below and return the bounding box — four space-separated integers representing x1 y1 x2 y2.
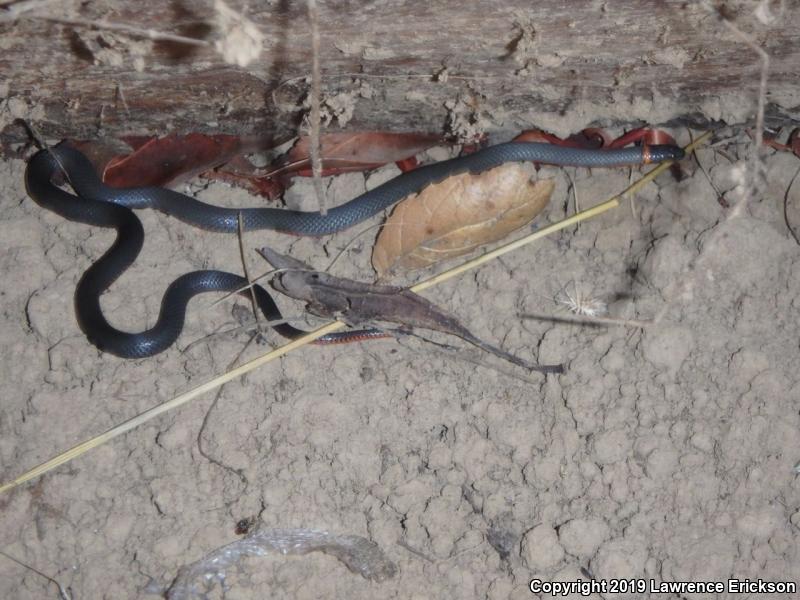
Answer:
0 138 798 598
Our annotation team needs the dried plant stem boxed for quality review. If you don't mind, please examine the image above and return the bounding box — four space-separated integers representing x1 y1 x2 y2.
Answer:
34 15 211 46
306 0 327 215
0 134 708 494
704 2 771 200
0 550 72 600
236 212 261 331
519 312 651 329
652 134 752 324
720 17 769 164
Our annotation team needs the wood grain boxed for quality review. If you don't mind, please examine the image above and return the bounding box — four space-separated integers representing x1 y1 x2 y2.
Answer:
1 0 797 148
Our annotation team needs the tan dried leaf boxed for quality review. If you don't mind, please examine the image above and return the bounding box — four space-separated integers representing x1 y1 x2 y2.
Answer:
372 163 554 276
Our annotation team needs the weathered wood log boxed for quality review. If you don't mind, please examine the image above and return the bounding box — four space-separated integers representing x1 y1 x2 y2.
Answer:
1 0 798 150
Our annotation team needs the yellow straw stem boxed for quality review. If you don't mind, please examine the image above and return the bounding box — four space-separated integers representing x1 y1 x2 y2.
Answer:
0 131 711 494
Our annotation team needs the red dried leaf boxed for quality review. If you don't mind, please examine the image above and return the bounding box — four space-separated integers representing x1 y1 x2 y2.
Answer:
103 133 248 188
269 132 442 178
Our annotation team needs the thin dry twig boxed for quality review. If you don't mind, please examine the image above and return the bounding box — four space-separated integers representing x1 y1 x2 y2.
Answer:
720 20 768 158
520 312 651 329
714 4 771 196
115 83 131 116
652 5 773 323
626 167 638 221
691 130 726 205
196 339 256 503
236 212 262 333
181 313 307 354
0 550 72 600
306 0 327 215
35 15 211 46
562 168 580 231
397 539 436 563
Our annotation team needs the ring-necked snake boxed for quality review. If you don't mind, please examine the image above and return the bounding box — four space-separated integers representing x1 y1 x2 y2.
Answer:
25 141 684 358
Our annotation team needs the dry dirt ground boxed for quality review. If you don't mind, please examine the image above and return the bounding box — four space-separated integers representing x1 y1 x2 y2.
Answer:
0 131 798 598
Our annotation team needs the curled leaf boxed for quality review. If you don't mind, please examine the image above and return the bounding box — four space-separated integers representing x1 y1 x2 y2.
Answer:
372 163 554 276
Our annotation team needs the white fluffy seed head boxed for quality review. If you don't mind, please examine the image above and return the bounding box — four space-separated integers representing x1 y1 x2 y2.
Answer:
555 282 608 317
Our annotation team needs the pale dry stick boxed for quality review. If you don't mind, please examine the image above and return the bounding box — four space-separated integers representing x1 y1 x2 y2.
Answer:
195 334 260 502
115 83 131 117
520 312 651 329
305 0 327 215
627 167 638 221
712 4 770 197
236 212 262 333
0 133 709 494
650 150 757 324
720 17 769 159
521 283 650 329
35 15 211 47
562 168 580 231
181 314 309 354
397 539 436 563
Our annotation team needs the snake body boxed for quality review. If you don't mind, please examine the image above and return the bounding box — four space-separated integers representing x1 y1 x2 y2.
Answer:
25 142 684 358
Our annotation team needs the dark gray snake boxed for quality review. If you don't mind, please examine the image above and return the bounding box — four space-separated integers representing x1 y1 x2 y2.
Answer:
25 142 684 358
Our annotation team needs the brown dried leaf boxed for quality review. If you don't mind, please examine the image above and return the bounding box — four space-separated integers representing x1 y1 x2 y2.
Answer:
372 163 554 276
